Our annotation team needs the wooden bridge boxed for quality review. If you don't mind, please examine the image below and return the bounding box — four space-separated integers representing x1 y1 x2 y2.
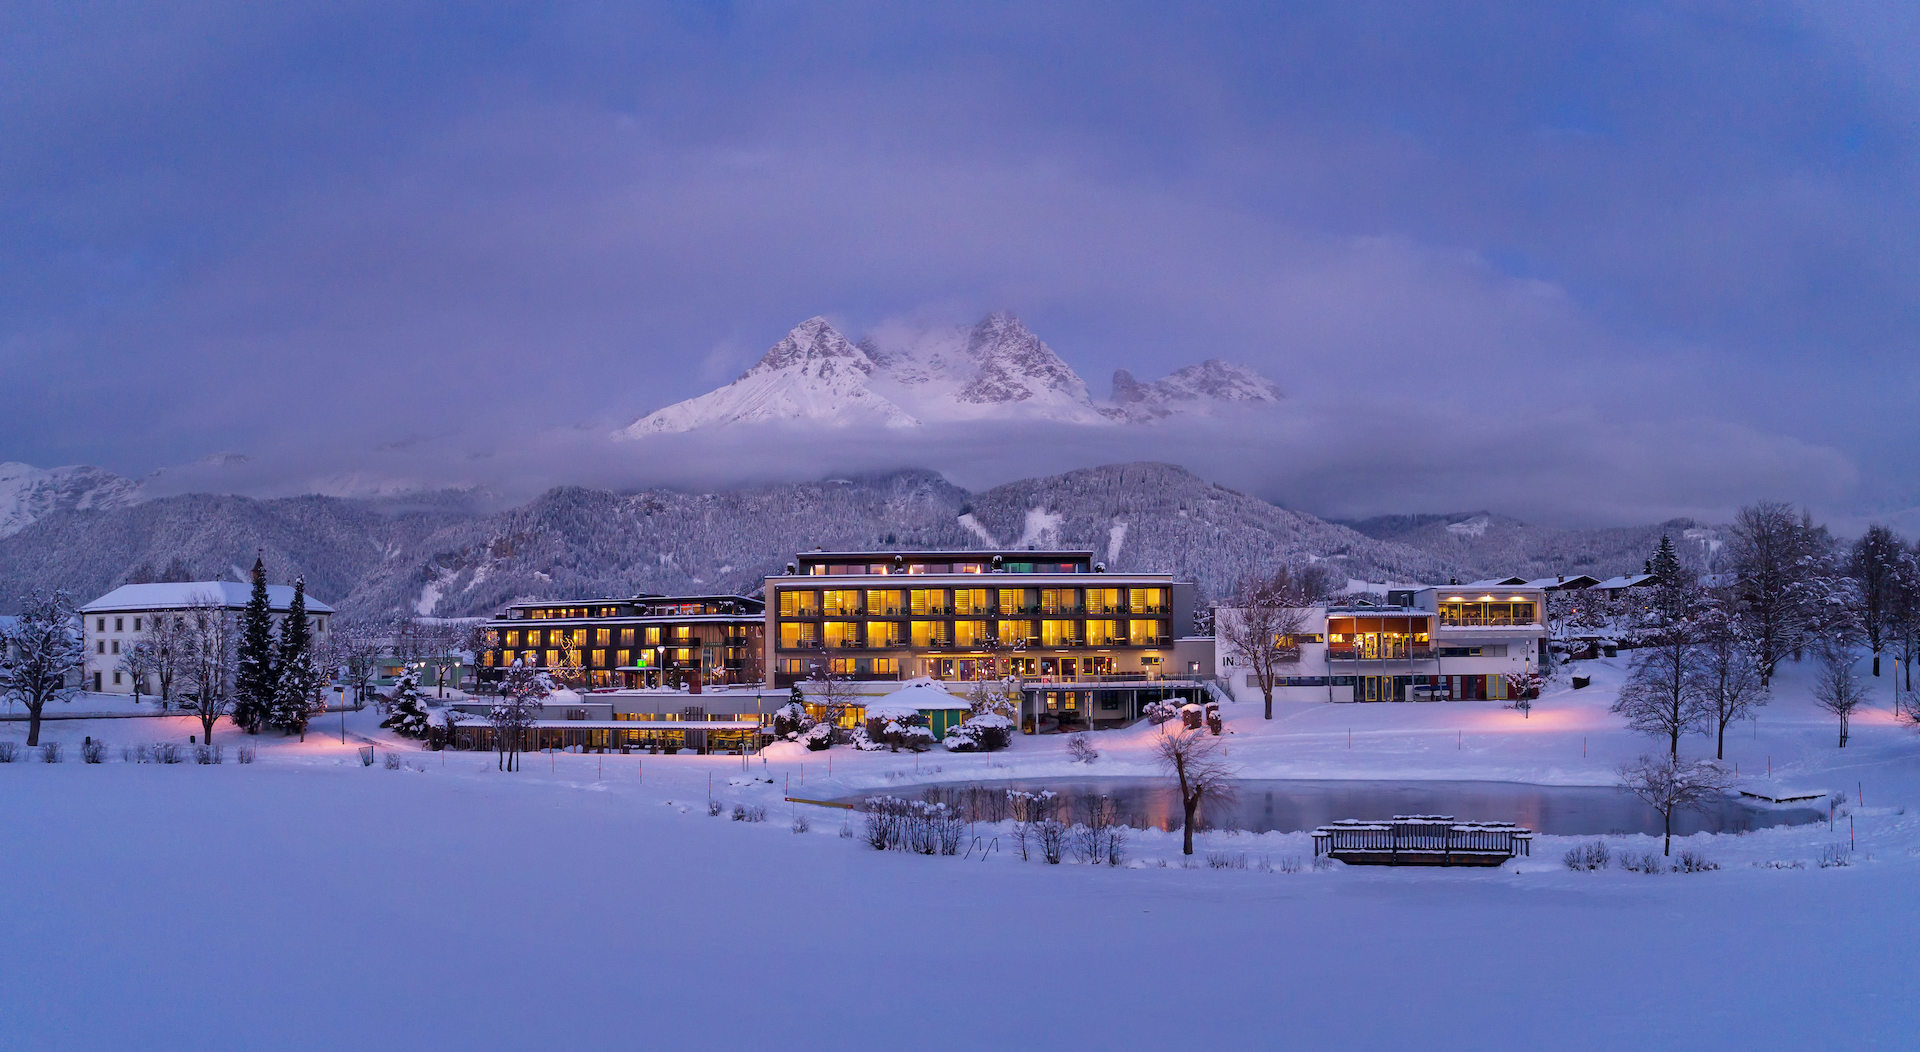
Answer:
1312 816 1533 867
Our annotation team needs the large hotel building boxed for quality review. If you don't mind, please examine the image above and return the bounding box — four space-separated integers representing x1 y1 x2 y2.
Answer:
764 549 1210 729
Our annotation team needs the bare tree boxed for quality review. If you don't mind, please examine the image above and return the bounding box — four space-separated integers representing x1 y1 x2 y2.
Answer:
178 594 237 744
1153 722 1238 856
1216 564 1335 720
145 611 188 707
803 657 858 740
1696 613 1768 760
0 590 84 747
1617 754 1734 856
1610 632 1707 758
1851 524 1906 677
117 639 159 707
490 660 551 772
326 617 386 709
1812 642 1869 748
1728 502 1846 684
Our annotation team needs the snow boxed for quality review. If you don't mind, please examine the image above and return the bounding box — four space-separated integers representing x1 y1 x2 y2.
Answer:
80 582 337 613
3 652 1916 1049
1013 506 1063 548
1106 519 1127 564
956 512 998 546
0 462 143 538
867 678 971 718
615 314 1283 436
1445 516 1491 537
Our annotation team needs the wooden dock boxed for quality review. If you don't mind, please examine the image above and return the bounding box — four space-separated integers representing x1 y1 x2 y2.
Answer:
1312 816 1532 867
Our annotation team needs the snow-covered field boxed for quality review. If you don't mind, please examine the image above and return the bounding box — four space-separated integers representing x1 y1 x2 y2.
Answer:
2 656 1915 1050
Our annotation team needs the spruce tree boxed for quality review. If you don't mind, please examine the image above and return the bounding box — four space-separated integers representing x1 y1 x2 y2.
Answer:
382 668 431 739
271 577 320 740
232 556 278 733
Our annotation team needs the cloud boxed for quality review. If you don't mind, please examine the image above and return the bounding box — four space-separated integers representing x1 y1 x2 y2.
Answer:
1 2 1914 528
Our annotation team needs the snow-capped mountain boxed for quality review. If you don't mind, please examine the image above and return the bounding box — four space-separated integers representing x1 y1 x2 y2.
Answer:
0 462 144 538
1107 359 1285 422
618 312 1281 436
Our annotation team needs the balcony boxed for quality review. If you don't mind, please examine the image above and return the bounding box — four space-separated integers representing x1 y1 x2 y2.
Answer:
1327 646 1435 662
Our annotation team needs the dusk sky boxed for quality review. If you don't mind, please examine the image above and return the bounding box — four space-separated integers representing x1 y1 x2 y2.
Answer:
5 2 1917 526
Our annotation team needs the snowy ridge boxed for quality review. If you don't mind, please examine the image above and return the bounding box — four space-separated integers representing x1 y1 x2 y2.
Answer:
618 312 1280 435
0 462 143 538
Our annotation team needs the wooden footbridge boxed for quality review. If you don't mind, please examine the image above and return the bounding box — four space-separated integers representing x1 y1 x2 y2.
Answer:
1312 815 1533 867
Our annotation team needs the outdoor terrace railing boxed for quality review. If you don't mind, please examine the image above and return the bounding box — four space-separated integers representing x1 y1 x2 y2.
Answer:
1326 646 1435 661
1312 816 1532 867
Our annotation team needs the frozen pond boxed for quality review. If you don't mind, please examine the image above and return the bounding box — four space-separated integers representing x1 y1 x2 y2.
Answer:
842 778 1827 838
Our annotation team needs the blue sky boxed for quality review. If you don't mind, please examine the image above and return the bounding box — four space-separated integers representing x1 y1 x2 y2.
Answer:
3 2 1916 525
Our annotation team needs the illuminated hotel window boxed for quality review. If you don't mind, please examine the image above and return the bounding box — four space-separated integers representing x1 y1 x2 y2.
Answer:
954 588 987 615
823 621 857 648
823 590 860 615
780 623 816 648
871 658 899 675
911 621 947 647
645 627 661 645
595 628 611 646
619 628 634 646
1085 619 1117 645
616 649 630 667
866 589 904 615
998 619 1033 644
954 620 986 647
544 649 558 667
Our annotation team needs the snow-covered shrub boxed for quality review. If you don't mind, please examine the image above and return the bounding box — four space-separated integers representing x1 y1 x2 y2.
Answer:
1563 841 1611 871
0 742 17 763
772 701 813 741
861 796 965 855
1620 851 1663 874
154 742 181 764
1277 855 1303 874
848 725 886 751
791 813 810 834
801 723 836 752
707 799 724 817
1818 845 1853 868
731 804 767 823
1065 732 1099 764
1674 851 1718 873
1206 852 1248 870
884 721 937 753
1311 856 1335 872
1142 699 1182 725
1204 703 1223 736
40 742 62 764
195 743 223 765
80 739 105 764
383 752 402 770
1179 703 1204 730
235 743 256 765
942 713 1013 752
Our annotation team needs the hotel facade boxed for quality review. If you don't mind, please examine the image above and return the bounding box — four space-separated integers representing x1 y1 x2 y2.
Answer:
477 594 766 691
763 549 1210 731
1215 580 1550 705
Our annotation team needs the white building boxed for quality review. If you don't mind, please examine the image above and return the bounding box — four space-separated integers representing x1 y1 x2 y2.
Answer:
79 583 335 695
1216 581 1548 704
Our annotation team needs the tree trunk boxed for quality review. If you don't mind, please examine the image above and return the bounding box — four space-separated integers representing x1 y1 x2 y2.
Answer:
1264 686 1272 721
1716 721 1725 761
25 704 43 747
1182 797 1198 855
201 715 215 743
1663 810 1671 856
1873 652 1880 677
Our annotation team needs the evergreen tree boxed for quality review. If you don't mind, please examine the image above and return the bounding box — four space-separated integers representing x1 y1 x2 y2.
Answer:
270 577 320 740
231 555 278 733
381 668 431 739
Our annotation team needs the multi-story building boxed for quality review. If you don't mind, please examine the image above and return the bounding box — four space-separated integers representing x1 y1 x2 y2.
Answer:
764 549 1207 731
79 582 335 695
1216 580 1548 705
477 594 765 690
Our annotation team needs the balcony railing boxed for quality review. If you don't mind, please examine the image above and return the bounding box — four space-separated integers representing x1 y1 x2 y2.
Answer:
1439 615 1539 628
1327 646 1435 661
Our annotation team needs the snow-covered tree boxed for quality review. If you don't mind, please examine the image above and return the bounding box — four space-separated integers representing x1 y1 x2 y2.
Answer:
1153 722 1237 856
144 610 187 707
1696 611 1768 760
232 556 277 734
0 590 84 747
116 638 158 706
1216 564 1336 720
799 658 856 743
270 578 323 740
178 594 236 745
491 661 551 771
1728 503 1836 684
1617 754 1734 857
1812 641 1869 748
1611 635 1707 758
1850 524 1906 677
382 669 431 739
942 712 1012 752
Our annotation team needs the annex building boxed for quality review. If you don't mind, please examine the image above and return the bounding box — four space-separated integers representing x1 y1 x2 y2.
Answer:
79 582 335 696
477 594 765 690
